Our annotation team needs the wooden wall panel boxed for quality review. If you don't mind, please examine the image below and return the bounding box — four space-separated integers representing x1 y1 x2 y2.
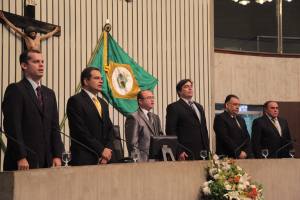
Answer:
0 0 213 170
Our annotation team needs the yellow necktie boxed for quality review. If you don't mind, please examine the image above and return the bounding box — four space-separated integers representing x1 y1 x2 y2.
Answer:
92 97 102 117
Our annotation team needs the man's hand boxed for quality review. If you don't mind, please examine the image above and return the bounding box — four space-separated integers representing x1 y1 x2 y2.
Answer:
17 158 29 170
101 148 112 161
52 157 62 167
239 151 247 159
178 152 189 161
55 26 61 32
99 158 108 164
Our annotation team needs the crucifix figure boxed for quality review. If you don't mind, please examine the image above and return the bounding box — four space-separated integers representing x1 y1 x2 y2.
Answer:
0 9 60 50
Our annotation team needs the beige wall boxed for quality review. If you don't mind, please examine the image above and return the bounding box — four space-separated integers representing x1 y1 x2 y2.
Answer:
0 0 214 169
215 52 300 104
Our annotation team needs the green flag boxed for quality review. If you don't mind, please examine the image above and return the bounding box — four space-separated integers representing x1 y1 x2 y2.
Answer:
88 31 157 116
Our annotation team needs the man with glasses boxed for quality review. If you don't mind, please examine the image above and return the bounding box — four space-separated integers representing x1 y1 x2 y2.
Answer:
125 90 162 162
213 94 252 159
166 79 209 160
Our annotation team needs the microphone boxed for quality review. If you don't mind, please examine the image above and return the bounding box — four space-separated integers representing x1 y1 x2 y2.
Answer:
234 137 250 159
275 139 294 158
58 130 101 164
0 127 39 168
176 142 195 161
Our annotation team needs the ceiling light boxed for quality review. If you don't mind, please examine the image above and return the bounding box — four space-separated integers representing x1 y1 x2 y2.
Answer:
256 0 266 4
239 0 251 5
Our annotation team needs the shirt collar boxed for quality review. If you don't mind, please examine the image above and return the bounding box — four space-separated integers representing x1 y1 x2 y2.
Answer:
140 107 150 117
181 97 193 105
82 88 97 100
266 113 277 121
225 110 236 118
26 77 41 91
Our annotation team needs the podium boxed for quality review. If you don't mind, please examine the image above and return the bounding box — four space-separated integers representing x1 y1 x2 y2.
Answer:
1 159 300 200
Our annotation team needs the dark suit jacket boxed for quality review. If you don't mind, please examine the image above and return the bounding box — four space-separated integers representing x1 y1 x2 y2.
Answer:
252 115 292 158
125 108 162 161
67 90 114 165
2 78 64 171
213 111 252 158
165 99 209 160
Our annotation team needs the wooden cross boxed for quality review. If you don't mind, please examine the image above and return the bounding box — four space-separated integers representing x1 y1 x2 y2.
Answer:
0 3 60 50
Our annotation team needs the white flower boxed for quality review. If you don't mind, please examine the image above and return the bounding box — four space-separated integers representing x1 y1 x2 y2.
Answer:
224 191 240 200
225 183 232 190
209 168 218 177
203 186 211 195
213 154 219 161
250 184 257 189
203 181 209 187
237 166 242 171
222 162 230 170
239 174 249 184
240 197 252 200
238 183 246 190
213 174 220 180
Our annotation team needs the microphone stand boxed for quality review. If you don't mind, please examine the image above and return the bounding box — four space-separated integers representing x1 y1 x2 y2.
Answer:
58 130 101 164
0 127 39 168
275 140 294 158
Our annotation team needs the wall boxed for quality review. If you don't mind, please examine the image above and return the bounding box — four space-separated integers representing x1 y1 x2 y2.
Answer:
214 52 300 104
0 0 213 170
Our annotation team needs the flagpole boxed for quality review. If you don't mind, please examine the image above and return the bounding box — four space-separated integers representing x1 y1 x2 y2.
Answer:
59 22 111 130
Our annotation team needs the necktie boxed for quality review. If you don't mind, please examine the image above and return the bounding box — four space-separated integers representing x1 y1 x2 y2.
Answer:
189 101 201 122
36 86 43 109
234 116 241 129
92 97 102 117
147 112 153 124
272 118 282 136
147 112 158 134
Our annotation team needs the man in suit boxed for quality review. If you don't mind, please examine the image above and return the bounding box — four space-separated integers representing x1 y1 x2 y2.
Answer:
2 50 64 171
125 90 162 162
252 101 293 158
67 67 114 165
213 94 252 159
165 79 209 160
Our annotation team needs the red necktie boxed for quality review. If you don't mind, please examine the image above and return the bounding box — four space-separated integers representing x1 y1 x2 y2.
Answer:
36 86 43 109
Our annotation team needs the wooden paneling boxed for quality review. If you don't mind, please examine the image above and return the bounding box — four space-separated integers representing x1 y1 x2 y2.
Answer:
0 0 213 170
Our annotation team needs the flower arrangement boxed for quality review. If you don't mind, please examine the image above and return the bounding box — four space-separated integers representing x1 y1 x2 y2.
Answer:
202 155 264 200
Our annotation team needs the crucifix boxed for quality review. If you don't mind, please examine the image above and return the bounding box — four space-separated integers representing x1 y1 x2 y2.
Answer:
0 1 61 51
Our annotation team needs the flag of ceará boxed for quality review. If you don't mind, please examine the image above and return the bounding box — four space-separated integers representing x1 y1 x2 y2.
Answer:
88 29 158 116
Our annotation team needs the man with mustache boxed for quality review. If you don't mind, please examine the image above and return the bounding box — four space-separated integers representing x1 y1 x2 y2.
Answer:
67 67 115 165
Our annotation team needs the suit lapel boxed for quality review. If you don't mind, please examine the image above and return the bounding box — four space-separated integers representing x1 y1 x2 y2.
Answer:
81 90 103 121
179 99 200 122
138 109 155 134
264 115 281 137
21 79 44 115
